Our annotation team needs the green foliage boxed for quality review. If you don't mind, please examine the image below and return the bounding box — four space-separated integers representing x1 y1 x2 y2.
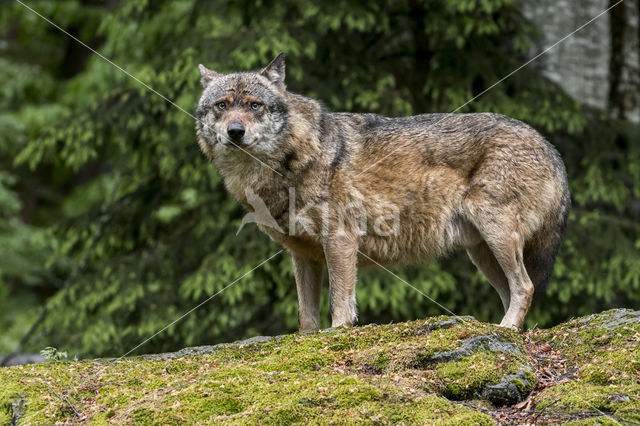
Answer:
0 0 638 357
39 346 68 362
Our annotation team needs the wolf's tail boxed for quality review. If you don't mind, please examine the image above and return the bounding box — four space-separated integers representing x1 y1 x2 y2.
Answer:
524 183 570 295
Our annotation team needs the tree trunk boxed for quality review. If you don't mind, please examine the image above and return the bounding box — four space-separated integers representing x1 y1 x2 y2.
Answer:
608 0 627 119
408 0 433 113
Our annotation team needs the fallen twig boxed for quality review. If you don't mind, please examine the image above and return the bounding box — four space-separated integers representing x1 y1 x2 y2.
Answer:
42 379 81 419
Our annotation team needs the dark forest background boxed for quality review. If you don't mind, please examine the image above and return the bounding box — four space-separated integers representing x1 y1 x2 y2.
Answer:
1 0 639 360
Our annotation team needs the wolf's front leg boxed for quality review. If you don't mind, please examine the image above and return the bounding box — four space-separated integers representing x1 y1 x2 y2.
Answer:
292 255 323 332
323 235 358 328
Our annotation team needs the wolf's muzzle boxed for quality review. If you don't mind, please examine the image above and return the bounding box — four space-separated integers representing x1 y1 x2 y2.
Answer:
227 122 245 143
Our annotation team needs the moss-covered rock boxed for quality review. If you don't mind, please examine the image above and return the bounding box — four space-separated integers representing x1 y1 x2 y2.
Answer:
416 330 535 405
0 310 638 424
529 309 640 424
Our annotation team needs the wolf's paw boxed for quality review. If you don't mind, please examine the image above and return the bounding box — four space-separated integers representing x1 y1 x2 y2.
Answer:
497 321 521 331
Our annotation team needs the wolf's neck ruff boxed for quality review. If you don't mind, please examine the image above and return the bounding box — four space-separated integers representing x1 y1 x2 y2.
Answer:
202 95 328 214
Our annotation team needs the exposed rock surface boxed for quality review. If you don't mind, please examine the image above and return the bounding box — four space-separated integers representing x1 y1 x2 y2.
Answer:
522 0 640 123
140 335 280 362
422 334 523 364
8 396 27 426
0 354 45 367
417 332 533 406
0 309 638 424
577 307 640 329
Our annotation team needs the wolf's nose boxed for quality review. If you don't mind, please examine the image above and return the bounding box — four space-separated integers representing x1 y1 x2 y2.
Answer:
227 122 245 141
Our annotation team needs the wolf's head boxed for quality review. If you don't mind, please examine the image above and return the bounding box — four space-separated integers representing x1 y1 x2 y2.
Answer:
195 53 289 161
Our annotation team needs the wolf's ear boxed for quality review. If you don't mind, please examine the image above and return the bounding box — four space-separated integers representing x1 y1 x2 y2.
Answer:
198 64 221 87
260 52 285 87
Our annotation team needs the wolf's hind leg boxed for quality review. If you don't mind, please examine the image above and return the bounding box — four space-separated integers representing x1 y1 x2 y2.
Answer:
466 242 511 313
469 209 535 329
292 255 324 332
482 232 534 329
323 235 358 328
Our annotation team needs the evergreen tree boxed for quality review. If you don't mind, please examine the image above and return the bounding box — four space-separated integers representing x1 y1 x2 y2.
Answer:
0 0 638 358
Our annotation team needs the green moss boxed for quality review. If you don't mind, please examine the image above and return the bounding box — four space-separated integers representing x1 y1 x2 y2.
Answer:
536 312 640 361
373 353 389 370
257 405 316 424
430 351 506 400
366 395 495 425
130 407 155 423
439 411 496 425
564 416 625 426
530 310 640 424
413 319 495 362
511 378 525 392
536 381 640 424
0 317 499 424
0 366 64 424
4 311 637 424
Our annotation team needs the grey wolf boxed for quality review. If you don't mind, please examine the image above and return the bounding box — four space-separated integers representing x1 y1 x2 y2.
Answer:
195 53 570 330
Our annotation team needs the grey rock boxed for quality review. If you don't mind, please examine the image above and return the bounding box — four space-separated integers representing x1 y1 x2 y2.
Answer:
610 394 631 404
141 343 230 361
424 335 522 364
577 309 640 330
418 333 534 405
0 353 46 367
479 367 535 406
522 0 640 124
426 316 476 332
142 335 280 361
236 335 274 346
9 395 27 426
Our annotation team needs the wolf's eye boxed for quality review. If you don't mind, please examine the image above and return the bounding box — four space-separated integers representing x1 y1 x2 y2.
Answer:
215 102 226 110
250 102 262 111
